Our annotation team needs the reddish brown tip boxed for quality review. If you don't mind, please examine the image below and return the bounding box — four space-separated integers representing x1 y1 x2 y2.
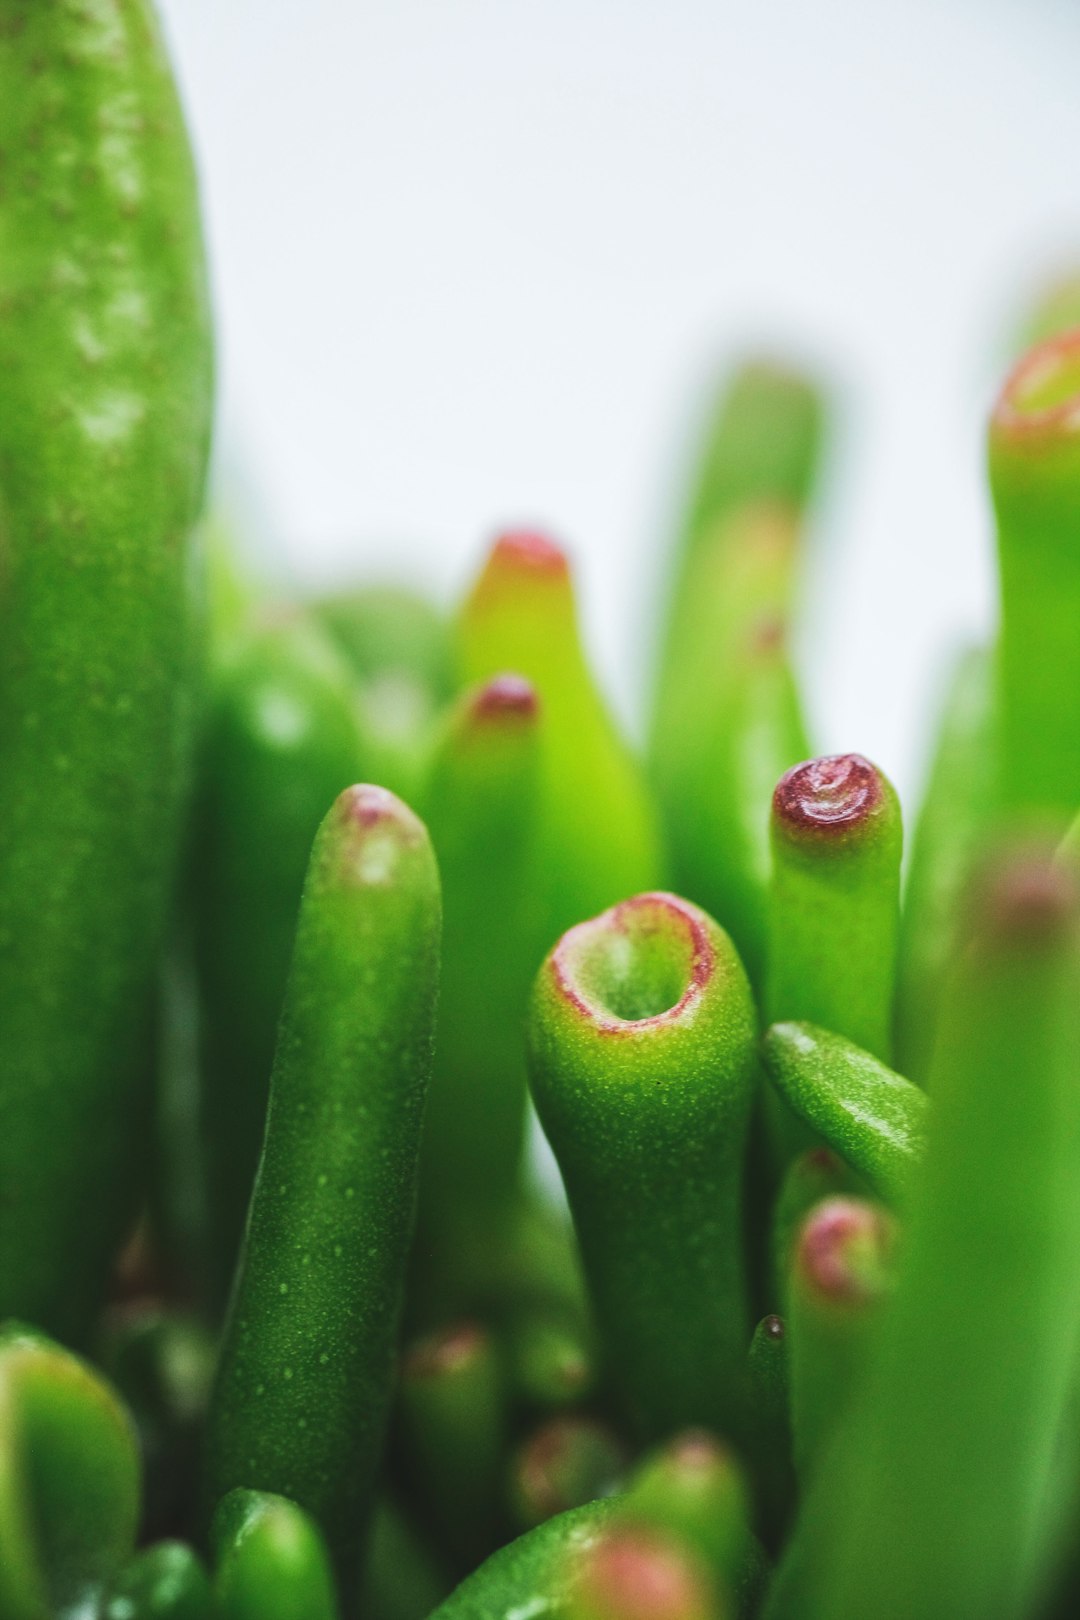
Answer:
796 1197 895 1306
773 754 884 839
976 850 1079 946
490 529 570 576
992 330 1080 442
469 673 539 724
403 1321 488 1381
337 783 402 830
663 1430 733 1475
572 1528 713 1620
514 1416 625 1524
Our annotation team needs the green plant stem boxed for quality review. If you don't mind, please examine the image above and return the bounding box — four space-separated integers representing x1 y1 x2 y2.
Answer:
762 1023 926 1205
398 1322 507 1571
894 645 995 1081
745 1315 794 1545
103 1544 214 1620
527 892 757 1441
0 0 214 1342
787 1196 895 1484
649 358 825 984
622 1432 762 1614
767 849 1080 1620
414 675 542 1278
212 1490 339 1620
313 585 455 802
204 786 441 1595
428 1500 618 1620
989 332 1080 824
508 1416 627 1530
0 1325 140 1620
459 531 663 954
193 611 369 1303
766 754 902 1063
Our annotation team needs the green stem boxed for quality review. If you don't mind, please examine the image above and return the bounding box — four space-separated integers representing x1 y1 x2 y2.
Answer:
990 332 1080 824
204 786 441 1594
459 531 663 953
0 1325 140 1620
194 610 368 1306
894 645 995 1081
746 1315 794 1545
650 357 826 984
415 675 542 1269
787 1196 895 1484
509 1416 627 1530
762 1023 927 1205
212 1491 338 1620
103 1544 214 1620
398 1322 507 1571
766 754 902 1063
527 891 757 1440
0 0 214 1342
768 849 1080 1620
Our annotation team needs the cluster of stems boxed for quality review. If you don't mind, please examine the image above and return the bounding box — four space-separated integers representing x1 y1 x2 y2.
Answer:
3 9 1080 1620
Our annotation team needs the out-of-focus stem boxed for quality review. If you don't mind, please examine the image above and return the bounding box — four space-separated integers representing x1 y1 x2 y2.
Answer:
460 532 663 954
895 645 995 1081
767 849 1080 1620
989 333 1080 825
787 1197 896 1484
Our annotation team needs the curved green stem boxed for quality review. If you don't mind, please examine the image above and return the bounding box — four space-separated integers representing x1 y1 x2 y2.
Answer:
762 1023 926 1204
204 786 441 1594
528 892 757 1440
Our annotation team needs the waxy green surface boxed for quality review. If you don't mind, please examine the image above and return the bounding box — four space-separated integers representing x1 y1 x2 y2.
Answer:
763 1023 927 1204
204 787 441 1591
213 1490 339 1620
429 1500 617 1620
528 892 757 1440
0 0 214 1340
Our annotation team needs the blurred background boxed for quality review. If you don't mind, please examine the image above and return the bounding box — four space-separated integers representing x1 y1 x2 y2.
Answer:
159 0 1080 808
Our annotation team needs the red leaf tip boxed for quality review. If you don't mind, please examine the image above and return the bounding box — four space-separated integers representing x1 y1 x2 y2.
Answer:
773 753 884 838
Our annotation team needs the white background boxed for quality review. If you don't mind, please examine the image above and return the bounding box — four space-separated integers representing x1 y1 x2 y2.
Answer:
159 0 1080 810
